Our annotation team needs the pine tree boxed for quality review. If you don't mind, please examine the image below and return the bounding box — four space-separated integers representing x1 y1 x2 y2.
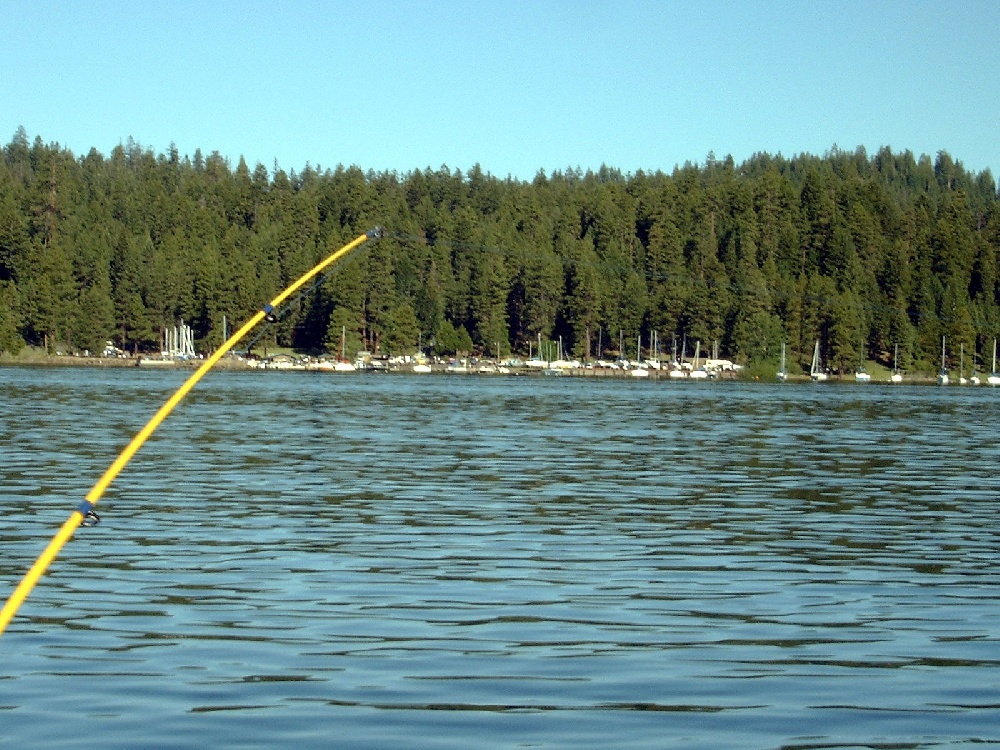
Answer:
0 280 22 353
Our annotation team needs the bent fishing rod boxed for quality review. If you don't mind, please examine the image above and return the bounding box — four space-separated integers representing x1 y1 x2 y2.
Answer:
0 227 382 637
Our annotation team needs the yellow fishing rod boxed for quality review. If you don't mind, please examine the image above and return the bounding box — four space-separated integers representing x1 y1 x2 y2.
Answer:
0 227 382 637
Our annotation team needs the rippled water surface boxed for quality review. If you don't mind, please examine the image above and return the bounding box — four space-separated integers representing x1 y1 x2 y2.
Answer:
2 366 999 748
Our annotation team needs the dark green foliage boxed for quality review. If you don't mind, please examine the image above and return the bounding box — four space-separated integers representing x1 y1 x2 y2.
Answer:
2 131 998 372
434 318 473 356
325 307 363 360
0 279 22 353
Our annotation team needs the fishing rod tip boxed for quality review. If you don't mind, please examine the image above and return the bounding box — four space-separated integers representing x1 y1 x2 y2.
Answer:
367 226 384 239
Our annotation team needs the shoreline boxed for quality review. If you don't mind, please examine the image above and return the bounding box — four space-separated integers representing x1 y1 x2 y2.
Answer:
0 354 252 370
0 353 954 384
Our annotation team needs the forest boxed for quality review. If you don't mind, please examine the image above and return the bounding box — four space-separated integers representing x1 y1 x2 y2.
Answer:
1 126 998 377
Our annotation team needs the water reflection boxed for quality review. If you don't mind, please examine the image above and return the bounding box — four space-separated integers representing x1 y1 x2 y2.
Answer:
1 368 999 748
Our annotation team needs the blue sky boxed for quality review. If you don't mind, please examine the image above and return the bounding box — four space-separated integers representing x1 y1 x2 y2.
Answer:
3 0 998 180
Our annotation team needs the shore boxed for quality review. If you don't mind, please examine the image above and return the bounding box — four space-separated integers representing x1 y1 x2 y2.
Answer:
0 353 252 370
0 352 958 384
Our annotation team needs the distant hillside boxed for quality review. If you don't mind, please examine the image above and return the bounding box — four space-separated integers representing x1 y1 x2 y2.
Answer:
1 128 997 375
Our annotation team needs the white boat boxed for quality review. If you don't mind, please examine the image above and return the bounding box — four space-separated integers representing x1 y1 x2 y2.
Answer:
890 343 903 383
411 335 436 373
689 341 709 379
777 342 787 381
937 336 949 385
989 339 1000 386
810 340 827 381
968 343 981 385
854 341 871 381
548 359 578 371
331 326 356 371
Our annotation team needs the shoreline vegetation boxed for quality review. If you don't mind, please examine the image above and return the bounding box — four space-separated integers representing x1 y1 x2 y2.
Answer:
2 131 999 379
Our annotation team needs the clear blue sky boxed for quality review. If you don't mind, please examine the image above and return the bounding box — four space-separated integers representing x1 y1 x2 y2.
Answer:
3 0 998 181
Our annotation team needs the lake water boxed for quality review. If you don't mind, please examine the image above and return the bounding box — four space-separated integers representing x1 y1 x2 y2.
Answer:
1 366 999 749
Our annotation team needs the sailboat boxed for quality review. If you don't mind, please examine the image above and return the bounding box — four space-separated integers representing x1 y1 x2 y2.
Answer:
777 342 787 381
989 339 1000 386
630 333 649 376
890 343 903 383
413 333 432 373
969 343 981 385
333 326 356 371
668 334 687 378
689 340 708 379
937 336 949 385
810 340 827 381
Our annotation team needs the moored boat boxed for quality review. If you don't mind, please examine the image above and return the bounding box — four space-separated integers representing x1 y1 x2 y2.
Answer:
937 336 949 385
810 340 827 382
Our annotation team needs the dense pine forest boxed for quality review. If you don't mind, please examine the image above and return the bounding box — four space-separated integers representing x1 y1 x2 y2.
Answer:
1 126 998 376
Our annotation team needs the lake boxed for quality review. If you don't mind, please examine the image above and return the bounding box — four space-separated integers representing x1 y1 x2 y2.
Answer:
1 366 999 748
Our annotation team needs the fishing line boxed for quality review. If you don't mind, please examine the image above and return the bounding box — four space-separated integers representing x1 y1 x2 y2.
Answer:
242 270 330 354
0 228 382 637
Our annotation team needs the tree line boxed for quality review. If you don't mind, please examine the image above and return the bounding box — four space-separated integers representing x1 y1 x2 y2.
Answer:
1 126 998 376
